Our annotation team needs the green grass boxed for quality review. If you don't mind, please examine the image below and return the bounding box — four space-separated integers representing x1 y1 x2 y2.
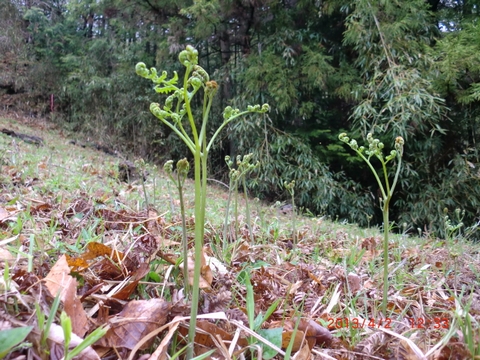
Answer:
0 114 480 359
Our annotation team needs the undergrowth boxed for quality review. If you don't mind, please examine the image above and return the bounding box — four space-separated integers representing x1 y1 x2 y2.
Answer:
0 113 479 359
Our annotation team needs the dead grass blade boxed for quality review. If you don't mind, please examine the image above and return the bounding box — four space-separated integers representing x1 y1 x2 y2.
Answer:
374 326 426 359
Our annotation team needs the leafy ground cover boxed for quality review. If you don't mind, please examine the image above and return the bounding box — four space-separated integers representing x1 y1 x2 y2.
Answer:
1 112 479 359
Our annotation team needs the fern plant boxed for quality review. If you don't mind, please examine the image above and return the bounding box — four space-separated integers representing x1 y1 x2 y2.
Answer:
339 132 404 316
136 45 268 358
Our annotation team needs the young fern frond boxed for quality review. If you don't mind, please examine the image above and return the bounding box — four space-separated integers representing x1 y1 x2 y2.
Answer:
136 45 269 358
339 132 404 316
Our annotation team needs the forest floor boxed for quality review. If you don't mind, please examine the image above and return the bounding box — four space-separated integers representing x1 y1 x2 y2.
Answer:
1 111 479 360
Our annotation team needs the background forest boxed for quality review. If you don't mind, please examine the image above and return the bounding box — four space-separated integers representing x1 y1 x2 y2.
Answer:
1 0 480 236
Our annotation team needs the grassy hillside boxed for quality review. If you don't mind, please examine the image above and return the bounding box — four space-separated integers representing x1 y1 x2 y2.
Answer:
0 112 479 359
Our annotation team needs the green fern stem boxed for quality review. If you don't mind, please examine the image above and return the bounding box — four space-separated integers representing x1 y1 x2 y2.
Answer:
339 133 403 317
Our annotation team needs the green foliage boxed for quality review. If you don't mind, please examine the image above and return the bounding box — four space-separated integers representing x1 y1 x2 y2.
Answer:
0 327 32 358
60 311 108 360
7 0 480 237
395 155 480 237
337 0 480 236
343 0 446 140
231 120 375 224
59 36 159 154
239 33 334 117
257 328 283 360
243 271 282 359
455 297 480 357
0 1 30 95
35 292 62 356
433 22 480 103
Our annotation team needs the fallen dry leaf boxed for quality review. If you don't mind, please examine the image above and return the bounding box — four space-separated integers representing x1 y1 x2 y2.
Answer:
147 320 181 360
282 329 311 352
0 206 9 222
82 241 125 262
0 206 19 222
98 298 171 350
43 255 89 337
111 263 150 300
292 341 312 360
181 248 213 289
0 248 14 265
282 318 332 351
347 272 361 293
66 242 128 273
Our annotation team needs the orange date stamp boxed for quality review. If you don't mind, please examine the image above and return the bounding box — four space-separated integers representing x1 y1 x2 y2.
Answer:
327 317 450 329
406 317 450 329
327 317 392 329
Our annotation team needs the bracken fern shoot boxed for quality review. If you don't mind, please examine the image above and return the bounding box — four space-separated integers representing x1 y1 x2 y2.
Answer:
136 45 268 358
339 132 404 316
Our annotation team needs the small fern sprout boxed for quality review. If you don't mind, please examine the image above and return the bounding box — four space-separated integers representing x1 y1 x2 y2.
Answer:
177 158 190 179
178 45 198 66
339 132 349 143
385 150 397 162
223 106 241 120
164 160 174 176
205 80 218 96
284 180 295 193
225 155 233 168
135 62 149 78
192 66 209 83
395 136 404 154
349 139 358 150
188 76 203 90
338 131 404 316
